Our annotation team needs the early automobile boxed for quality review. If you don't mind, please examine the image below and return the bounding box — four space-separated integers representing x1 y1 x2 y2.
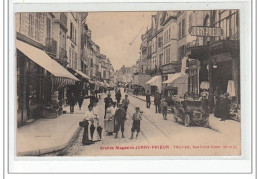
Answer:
172 96 209 127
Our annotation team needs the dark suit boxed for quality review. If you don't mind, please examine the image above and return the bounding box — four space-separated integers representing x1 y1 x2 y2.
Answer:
114 108 126 132
104 97 113 118
146 94 151 108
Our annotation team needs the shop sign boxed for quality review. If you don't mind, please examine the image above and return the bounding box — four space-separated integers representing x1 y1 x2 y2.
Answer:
162 64 177 74
189 26 223 37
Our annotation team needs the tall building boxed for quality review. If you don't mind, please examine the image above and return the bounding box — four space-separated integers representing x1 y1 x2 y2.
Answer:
15 12 79 127
185 10 240 108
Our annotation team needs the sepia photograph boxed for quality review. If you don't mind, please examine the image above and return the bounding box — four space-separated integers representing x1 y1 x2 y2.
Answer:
14 10 241 157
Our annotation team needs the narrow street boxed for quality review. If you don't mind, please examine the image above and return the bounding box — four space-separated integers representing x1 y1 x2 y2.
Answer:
56 89 240 156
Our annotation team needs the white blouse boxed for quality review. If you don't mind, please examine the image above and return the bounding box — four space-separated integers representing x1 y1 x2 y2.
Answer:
84 109 94 120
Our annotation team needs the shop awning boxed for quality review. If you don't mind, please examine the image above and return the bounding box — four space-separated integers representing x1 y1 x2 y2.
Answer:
75 70 90 80
96 81 104 87
104 81 110 88
88 80 95 84
145 76 161 85
16 40 79 81
145 75 162 92
163 73 188 84
109 81 116 87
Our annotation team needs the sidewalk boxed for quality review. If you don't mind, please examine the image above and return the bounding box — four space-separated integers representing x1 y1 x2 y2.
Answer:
16 99 90 156
130 93 240 135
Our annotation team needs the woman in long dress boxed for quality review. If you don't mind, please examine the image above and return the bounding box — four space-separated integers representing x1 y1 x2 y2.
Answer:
104 102 115 135
91 102 101 141
82 104 95 145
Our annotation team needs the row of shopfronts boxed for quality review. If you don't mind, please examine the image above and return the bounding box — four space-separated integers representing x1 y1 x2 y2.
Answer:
134 10 240 115
144 38 240 111
16 39 115 127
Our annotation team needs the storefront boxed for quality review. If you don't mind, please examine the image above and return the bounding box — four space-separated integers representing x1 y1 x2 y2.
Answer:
210 40 240 103
186 39 240 113
16 40 79 127
162 73 188 97
145 75 162 94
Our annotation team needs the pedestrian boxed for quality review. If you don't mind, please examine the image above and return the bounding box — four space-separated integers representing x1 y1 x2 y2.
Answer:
68 92 76 113
114 104 127 138
104 102 115 135
104 93 113 118
95 88 99 99
161 98 168 120
219 93 231 121
154 92 161 113
81 104 95 145
86 92 98 106
214 86 221 118
130 107 142 139
78 91 84 110
112 102 117 132
122 94 130 112
91 101 101 141
115 90 122 107
146 91 151 108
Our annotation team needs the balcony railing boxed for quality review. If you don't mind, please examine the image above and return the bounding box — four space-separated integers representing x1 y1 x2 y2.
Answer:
45 38 57 57
59 47 67 61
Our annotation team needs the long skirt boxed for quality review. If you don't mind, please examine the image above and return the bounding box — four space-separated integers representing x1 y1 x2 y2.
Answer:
82 125 91 145
104 117 114 133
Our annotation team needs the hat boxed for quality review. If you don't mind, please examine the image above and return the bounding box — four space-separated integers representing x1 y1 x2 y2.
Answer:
135 107 140 110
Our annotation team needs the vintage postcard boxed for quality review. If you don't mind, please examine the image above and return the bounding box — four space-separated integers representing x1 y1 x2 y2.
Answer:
15 9 242 157
6 0 255 174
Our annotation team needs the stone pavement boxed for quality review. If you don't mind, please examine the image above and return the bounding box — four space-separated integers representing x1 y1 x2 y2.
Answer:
130 94 240 135
16 99 91 156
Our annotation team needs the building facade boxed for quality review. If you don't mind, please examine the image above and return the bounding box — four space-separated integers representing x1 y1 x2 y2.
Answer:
15 12 79 127
185 10 240 109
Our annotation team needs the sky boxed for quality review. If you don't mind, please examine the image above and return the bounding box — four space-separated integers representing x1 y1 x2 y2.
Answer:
86 11 155 71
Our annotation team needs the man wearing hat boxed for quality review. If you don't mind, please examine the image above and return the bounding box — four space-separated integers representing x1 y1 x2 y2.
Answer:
122 94 130 112
114 104 127 138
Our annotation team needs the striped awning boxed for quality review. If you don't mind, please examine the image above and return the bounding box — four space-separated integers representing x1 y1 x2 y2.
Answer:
16 39 79 81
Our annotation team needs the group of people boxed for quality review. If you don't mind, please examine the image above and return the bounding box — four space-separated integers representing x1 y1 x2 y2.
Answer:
80 88 142 145
67 90 85 113
145 91 168 120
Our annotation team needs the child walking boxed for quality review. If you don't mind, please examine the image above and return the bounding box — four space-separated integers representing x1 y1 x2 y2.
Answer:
131 107 142 139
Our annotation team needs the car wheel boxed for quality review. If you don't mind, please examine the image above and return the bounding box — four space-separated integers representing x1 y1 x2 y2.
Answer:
173 108 178 122
184 114 191 127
